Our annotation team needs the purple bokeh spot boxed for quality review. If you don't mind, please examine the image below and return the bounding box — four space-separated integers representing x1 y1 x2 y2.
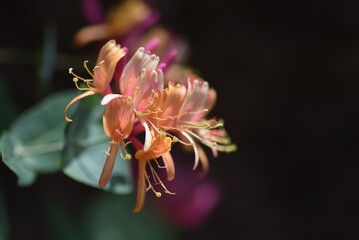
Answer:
80 0 105 24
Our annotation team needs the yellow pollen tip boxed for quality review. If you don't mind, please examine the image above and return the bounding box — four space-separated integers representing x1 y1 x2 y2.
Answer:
160 131 167 137
212 142 217 147
155 192 162 198
136 112 143 117
172 136 178 143
69 68 73 74
124 153 131 160
73 77 78 82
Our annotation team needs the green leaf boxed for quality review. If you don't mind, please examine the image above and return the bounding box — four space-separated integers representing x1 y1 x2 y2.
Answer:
63 95 133 194
0 90 78 186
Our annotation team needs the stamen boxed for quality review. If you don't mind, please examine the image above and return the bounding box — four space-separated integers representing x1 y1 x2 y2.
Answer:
165 132 192 146
69 67 87 82
153 158 166 168
73 78 91 91
83 60 94 78
93 60 104 72
120 140 132 160
149 164 175 195
146 119 162 136
145 174 162 197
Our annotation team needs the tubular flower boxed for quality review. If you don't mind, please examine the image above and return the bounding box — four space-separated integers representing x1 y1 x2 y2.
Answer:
102 46 164 150
65 40 126 122
99 47 165 188
134 134 175 212
99 96 135 188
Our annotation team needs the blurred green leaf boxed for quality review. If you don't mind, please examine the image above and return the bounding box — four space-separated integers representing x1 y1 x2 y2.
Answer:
63 95 133 194
0 90 78 186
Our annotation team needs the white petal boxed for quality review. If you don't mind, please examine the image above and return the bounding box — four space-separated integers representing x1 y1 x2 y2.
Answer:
181 131 199 170
101 94 121 105
140 118 153 152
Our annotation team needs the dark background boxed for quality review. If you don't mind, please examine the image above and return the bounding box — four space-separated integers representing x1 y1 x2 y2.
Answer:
1 0 359 239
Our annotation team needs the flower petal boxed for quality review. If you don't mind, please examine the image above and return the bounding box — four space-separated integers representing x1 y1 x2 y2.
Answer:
162 152 175 181
101 93 121 105
134 160 147 212
141 119 153 151
64 90 95 122
94 40 126 91
102 97 134 138
98 141 121 188
197 144 209 175
180 131 199 170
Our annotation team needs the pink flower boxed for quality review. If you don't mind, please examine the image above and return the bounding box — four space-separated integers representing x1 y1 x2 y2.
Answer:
64 40 126 122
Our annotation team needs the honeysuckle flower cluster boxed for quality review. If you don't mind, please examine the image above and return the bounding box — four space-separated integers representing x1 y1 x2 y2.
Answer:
65 39 236 212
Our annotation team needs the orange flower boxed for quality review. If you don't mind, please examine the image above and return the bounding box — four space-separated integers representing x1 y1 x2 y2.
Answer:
141 75 237 175
64 40 126 122
98 47 165 189
134 134 174 212
99 96 135 188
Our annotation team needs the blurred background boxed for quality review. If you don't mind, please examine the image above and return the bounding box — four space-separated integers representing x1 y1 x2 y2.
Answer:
1 0 359 239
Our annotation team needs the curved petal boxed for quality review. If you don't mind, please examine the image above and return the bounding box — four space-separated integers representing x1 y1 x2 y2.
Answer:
120 47 145 96
101 93 121 105
140 119 153 151
64 90 95 122
197 144 209 175
98 141 121 188
134 160 147 212
94 40 126 91
180 131 199 170
162 152 175 181
179 79 209 123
